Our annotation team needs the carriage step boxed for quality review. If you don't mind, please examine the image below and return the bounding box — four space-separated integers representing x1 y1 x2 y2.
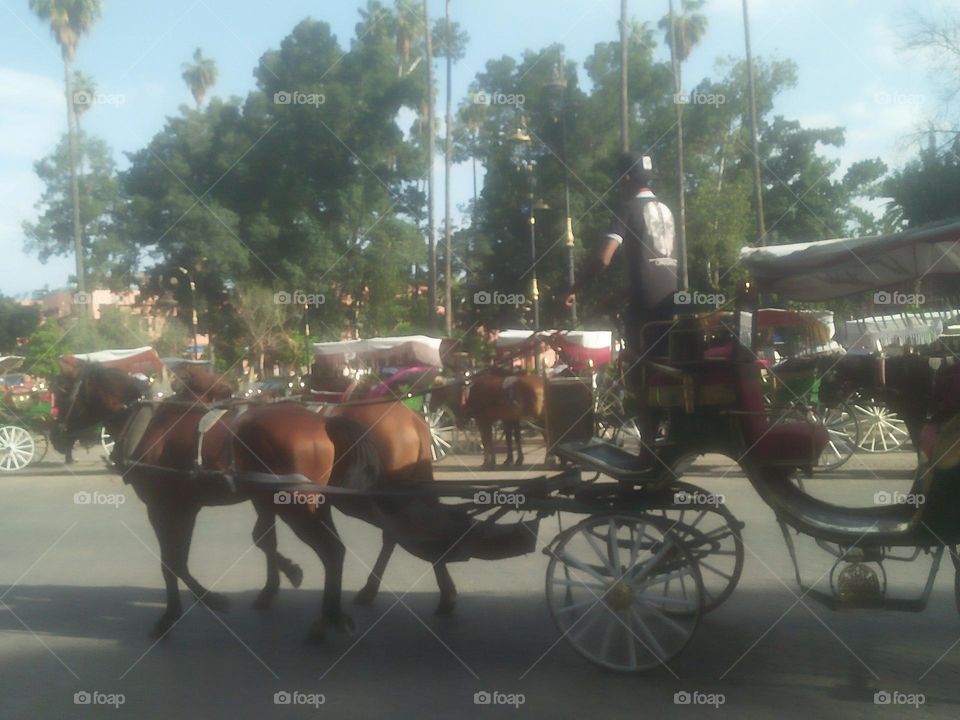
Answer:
553 438 662 483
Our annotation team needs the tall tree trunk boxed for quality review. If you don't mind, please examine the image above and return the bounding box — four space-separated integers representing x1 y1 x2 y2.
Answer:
620 0 629 152
443 0 453 336
64 60 87 306
424 0 438 327
669 1 688 291
742 0 766 245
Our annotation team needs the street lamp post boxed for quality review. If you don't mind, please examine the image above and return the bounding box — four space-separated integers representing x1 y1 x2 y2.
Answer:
176 266 199 360
546 62 577 324
506 124 541 333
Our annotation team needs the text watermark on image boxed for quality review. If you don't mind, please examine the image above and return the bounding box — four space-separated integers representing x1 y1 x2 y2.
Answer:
874 690 925 708
73 292 91 305
873 91 925 107
675 291 725 307
874 290 925 306
473 691 525 708
874 490 924 507
674 490 725 507
275 290 326 307
674 690 725 708
274 490 326 506
673 91 725 106
74 491 125 508
473 290 526 307
473 91 525 107
274 91 325 107
273 691 325 708
74 691 125 708
74 90 126 108
474 490 525 508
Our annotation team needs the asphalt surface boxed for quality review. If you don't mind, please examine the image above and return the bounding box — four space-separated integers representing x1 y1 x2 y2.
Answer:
1 440 958 719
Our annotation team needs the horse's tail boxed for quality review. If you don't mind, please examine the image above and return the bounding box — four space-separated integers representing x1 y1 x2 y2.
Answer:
324 416 381 492
529 377 545 419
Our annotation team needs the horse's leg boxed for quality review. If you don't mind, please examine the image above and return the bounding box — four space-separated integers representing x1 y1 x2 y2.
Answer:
479 420 495 468
502 420 514 465
250 501 304 609
172 503 230 614
145 500 184 638
282 505 353 643
434 562 457 615
354 531 395 605
513 420 524 466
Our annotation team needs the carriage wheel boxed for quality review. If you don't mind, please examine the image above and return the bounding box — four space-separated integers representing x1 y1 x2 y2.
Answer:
546 514 703 672
0 426 36 471
813 403 859 470
31 433 49 464
423 405 456 462
644 483 744 613
853 401 910 453
101 427 116 463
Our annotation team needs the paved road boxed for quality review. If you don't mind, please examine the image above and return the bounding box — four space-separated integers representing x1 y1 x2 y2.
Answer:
1 443 957 719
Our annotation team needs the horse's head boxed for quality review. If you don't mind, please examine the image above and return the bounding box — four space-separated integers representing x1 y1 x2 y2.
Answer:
173 367 234 402
428 378 470 429
52 361 146 442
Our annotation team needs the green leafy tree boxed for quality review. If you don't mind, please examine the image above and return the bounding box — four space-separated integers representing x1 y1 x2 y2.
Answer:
0 298 41 353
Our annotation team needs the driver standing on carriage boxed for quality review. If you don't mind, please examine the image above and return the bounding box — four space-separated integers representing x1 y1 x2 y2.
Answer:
563 151 678 458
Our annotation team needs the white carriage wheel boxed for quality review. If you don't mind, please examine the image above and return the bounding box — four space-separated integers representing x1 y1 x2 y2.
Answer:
0 426 36 471
814 403 859 470
853 402 910 453
545 514 703 672
101 427 116 460
423 405 456 462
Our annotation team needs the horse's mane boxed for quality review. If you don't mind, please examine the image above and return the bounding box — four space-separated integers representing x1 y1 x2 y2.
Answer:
174 367 234 402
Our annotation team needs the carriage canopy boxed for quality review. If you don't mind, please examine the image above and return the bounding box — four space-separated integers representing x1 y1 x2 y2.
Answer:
62 346 164 375
739 218 960 301
312 335 448 369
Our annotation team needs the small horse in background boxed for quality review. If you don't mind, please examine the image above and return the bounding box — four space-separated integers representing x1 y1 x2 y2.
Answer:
433 371 544 467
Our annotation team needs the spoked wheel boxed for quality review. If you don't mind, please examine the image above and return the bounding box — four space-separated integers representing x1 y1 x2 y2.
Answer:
812 403 859 470
546 514 703 672
853 400 910 453
0 426 36 471
422 405 456 461
31 433 49 464
101 427 115 463
596 391 643 455
644 483 745 612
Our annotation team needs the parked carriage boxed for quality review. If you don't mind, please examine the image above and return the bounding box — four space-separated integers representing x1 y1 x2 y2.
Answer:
0 356 53 471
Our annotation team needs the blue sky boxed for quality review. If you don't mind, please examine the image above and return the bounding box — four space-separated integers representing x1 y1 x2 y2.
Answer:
0 0 945 296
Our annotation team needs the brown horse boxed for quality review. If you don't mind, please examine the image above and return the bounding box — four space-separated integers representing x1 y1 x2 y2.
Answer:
433 371 545 467
54 364 458 640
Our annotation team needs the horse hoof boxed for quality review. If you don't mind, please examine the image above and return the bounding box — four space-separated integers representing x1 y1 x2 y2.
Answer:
514 456 524 467
201 592 230 613
305 614 356 644
435 597 457 616
501 457 513 466
284 563 304 589
482 459 495 469
252 590 276 610
149 613 181 639
353 585 378 606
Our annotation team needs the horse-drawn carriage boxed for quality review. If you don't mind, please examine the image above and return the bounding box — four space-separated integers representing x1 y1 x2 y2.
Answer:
0 355 53 471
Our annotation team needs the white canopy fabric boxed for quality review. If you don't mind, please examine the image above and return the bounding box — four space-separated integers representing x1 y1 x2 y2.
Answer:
313 335 445 368
739 219 960 300
838 311 960 352
65 347 163 374
493 329 540 347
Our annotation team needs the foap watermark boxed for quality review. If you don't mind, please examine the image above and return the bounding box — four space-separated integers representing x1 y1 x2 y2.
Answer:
874 490 925 507
473 691 525 708
74 90 126 108
473 290 525 307
675 290 725 307
74 691 125 708
873 91 925 107
274 90 325 107
74 491 125 508
273 690 325 708
274 490 326 506
874 690 925 708
73 291 91 305
274 290 326 307
673 91 726 106
674 690 725 708
874 290 925 306
674 490 725 507
474 490 525 508
473 91 524 107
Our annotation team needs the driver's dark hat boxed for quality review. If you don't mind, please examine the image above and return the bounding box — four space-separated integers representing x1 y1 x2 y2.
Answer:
617 151 655 186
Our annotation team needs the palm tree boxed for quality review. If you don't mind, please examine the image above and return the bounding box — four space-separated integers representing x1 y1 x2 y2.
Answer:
29 0 102 298
181 48 218 109
71 69 96 128
660 0 708 291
